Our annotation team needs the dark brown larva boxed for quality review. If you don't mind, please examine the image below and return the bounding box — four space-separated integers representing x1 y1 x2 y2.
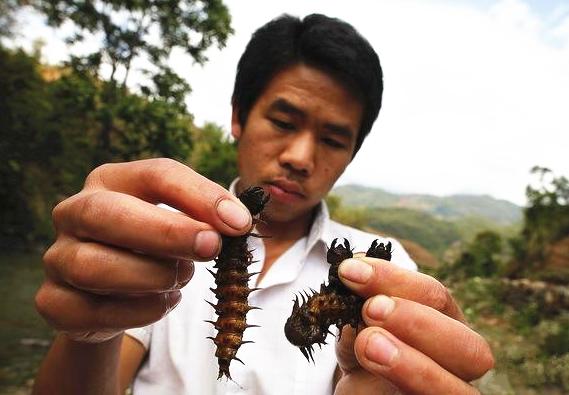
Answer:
284 238 392 362
206 186 269 380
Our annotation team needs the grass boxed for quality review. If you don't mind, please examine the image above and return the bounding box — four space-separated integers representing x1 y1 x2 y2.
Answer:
0 252 54 394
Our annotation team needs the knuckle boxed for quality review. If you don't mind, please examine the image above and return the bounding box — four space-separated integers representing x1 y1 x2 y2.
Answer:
468 336 495 378
34 283 60 327
147 158 183 182
42 244 59 272
77 191 110 234
65 244 97 290
161 219 186 250
424 279 452 312
146 158 192 197
85 163 113 187
51 199 71 229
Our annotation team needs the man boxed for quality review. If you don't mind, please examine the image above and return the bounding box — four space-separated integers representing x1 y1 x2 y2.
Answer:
33 14 494 394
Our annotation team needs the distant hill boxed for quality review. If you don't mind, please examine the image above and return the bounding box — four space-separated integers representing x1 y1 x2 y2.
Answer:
332 184 522 226
364 207 461 258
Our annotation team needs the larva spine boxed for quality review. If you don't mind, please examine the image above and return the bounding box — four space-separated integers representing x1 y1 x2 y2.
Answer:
206 186 269 380
284 238 392 362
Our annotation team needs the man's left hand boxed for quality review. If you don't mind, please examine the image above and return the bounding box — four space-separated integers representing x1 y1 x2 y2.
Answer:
334 255 494 395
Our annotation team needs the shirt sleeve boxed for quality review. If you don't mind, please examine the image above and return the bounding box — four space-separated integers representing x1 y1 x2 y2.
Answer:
125 325 153 350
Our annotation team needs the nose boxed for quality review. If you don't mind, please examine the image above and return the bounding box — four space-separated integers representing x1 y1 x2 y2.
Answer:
278 131 316 177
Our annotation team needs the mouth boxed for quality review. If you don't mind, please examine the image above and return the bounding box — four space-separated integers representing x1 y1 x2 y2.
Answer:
265 179 305 203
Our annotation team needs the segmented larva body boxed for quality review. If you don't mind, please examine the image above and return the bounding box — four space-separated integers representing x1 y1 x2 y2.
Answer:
284 238 392 362
206 186 269 380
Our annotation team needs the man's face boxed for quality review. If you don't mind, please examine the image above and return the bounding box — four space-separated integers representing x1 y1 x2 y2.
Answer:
232 64 363 224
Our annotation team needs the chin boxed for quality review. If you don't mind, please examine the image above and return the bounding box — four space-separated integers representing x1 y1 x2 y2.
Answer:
263 202 314 224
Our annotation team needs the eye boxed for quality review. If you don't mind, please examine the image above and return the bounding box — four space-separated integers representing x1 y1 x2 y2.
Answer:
270 118 295 131
322 137 346 149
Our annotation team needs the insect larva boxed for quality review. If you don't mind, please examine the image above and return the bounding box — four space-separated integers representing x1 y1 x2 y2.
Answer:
284 238 392 362
206 186 269 380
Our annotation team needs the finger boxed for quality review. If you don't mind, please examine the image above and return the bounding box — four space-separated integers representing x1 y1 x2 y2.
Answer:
44 238 194 294
362 296 494 381
353 327 480 395
335 368 401 395
338 257 465 321
35 281 182 332
336 325 360 373
54 190 221 260
83 159 252 234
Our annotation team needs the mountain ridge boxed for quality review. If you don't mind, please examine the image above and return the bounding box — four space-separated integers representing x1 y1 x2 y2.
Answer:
332 184 522 225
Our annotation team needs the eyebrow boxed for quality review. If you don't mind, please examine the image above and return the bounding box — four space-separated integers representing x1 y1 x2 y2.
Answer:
268 98 356 140
323 122 354 140
268 98 305 118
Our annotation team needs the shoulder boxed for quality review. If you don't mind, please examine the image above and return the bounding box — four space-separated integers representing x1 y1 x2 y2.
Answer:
328 220 417 271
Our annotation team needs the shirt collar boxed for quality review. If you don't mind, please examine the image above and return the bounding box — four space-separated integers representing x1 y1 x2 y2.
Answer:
229 178 333 255
228 178 239 195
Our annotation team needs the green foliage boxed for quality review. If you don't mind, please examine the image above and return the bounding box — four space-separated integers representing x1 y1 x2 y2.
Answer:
520 354 569 391
451 278 569 392
453 215 520 243
366 207 461 256
2 0 235 248
0 44 233 248
524 166 569 243
113 90 194 161
0 46 54 247
325 194 369 229
33 0 232 88
508 167 569 276
0 0 22 38
333 184 522 225
542 317 569 357
448 231 504 279
189 123 237 188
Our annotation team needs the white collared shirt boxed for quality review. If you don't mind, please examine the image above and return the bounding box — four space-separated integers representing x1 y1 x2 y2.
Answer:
126 185 416 395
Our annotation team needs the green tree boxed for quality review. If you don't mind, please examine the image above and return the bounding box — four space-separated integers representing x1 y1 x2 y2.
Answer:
31 0 232 164
0 0 21 37
34 0 232 87
189 123 236 188
0 46 54 247
508 167 569 276
1 1 235 249
452 231 503 278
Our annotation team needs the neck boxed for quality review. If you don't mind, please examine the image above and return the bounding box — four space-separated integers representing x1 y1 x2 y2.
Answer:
254 207 316 282
256 209 314 242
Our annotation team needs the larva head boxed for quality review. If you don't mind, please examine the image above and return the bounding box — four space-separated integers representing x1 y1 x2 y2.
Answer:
327 238 353 265
284 295 327 349
238 186 270 216
366 239 392 260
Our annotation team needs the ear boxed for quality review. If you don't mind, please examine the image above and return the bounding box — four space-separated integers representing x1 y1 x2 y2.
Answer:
231 106 242 140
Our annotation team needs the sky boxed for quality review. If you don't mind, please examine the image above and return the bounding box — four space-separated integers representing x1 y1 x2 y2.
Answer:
9 0 569 206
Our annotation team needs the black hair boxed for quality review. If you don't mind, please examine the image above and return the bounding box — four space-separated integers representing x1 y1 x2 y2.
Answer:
231 13 383 156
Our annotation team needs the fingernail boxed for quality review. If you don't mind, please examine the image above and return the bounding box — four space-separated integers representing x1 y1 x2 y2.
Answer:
367 295 395 321
217 199 251 230
194 230 220 259
339 259 373 284
174 259 194 289
366 331 399 367
167 290 182 311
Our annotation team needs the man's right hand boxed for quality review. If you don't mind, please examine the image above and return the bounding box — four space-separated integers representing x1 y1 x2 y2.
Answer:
35 158 252 343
